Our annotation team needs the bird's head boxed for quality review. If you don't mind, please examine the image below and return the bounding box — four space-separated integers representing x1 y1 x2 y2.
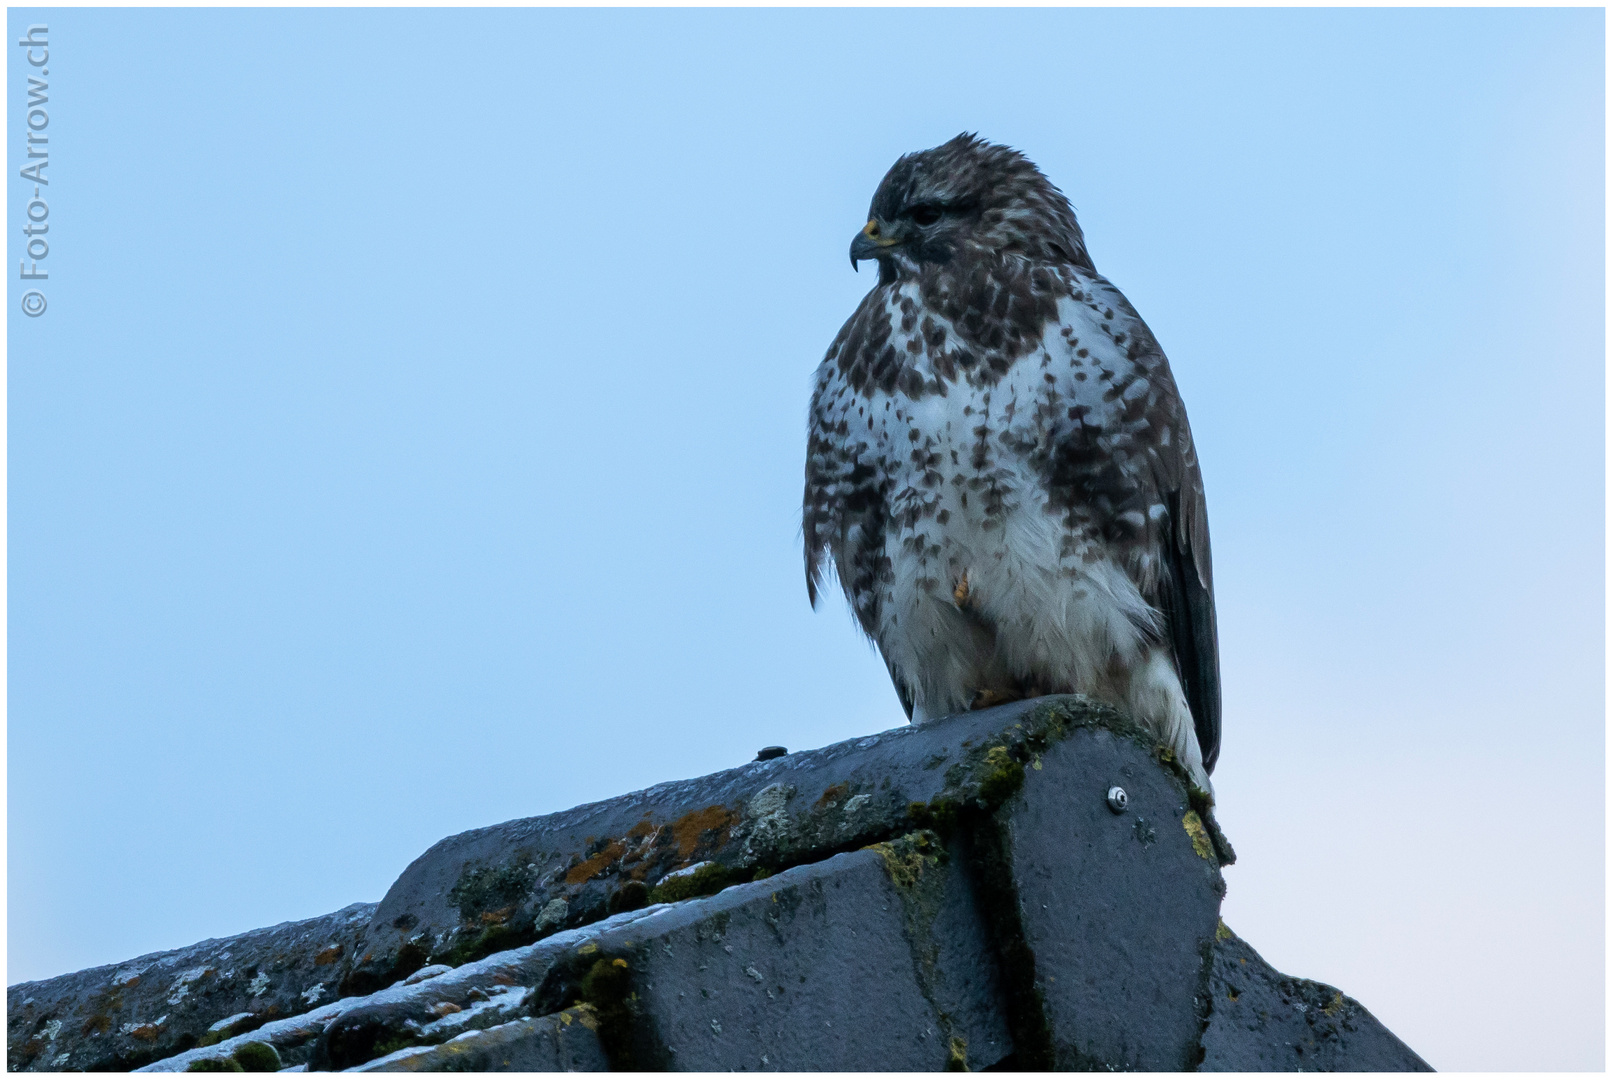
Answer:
850 133 1092 279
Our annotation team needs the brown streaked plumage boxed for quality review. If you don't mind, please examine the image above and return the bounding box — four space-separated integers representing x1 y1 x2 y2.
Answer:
804 134 1221 791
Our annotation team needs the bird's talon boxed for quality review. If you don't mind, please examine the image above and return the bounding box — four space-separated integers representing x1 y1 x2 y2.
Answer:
970 688 1013 710
953 571 971 607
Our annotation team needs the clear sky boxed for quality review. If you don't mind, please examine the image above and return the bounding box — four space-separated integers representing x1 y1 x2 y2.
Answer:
7 7 1603 1071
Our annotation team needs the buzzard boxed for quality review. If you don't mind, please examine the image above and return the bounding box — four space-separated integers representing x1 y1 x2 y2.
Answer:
804 134 1220 794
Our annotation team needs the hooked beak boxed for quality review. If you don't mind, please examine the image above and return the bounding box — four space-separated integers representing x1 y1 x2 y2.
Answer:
849 218 901 271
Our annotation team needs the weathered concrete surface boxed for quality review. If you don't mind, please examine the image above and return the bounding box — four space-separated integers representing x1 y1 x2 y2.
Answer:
12 693 1434 1073
7 902 375 1073
146 908 670 1072
578 839 1011 1071
133 997 358 1073
349 1007 609 1072
334 696 1206 997
304 838 1009 1072
1200 926 1433 1072
979 724 1226 1070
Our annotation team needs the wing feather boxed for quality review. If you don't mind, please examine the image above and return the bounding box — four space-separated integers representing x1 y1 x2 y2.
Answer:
1044 276 1222 771
803 292 894 639
1158 458 1221 773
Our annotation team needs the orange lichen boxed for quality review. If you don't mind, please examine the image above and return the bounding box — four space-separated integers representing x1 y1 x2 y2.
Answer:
667 805 734 861
566 841 627 885
815 783 850 811
314 945 344 966
479 906 515 926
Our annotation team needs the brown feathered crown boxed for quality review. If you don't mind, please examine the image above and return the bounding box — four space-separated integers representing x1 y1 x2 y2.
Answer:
864 133 1094 272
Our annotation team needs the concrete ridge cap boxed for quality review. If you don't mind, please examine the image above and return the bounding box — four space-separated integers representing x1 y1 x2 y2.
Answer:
133 914 669 1072
398 694 1120 859
7 902 380 994
133 997 359 1073
585 848 879 944
346 1011 592 1073
396 702 1090 864
407 720 930 854
361 906 674 1006
358 696 1178 959
17 693 1175 1074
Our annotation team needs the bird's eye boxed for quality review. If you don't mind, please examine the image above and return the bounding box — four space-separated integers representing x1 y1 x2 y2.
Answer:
909 204 943 226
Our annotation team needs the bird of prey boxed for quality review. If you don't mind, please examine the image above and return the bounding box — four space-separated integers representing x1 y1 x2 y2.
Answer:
803 134 1220 794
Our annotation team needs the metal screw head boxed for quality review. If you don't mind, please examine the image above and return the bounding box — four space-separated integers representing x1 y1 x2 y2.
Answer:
1106 786 1129 814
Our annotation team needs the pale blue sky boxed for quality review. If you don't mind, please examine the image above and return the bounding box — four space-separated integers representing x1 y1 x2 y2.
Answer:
7 8 1603 1070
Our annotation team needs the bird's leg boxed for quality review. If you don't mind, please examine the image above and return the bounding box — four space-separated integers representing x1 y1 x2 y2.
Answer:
954 570 1006 709
970 672 1057 711
1126 647 1214 800
952 569 972 608
969 687 1017 710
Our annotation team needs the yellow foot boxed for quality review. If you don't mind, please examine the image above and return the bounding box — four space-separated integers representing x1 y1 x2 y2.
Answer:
969 688 1019 710
953 570 972 607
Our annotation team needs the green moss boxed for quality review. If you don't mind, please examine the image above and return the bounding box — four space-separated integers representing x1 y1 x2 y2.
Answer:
185 1058 243 1072
607 880 650 914
231 1042 281 1073
579 957 630 1006
1023 696 1148 758
946 1035 970 1071
648 862 736 905
965 812 1057 1069
973 745 1025 807
1188 786 1237 866
338 937 431 999
576 957 638 1070
906 798 959 832
369 1033 427 1060
435 922 519 968
866 831 979 1071
448 862 537 923
866 830 943 890
990 697 1237 866
1181 811 1216 862
196 1015 264 1051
